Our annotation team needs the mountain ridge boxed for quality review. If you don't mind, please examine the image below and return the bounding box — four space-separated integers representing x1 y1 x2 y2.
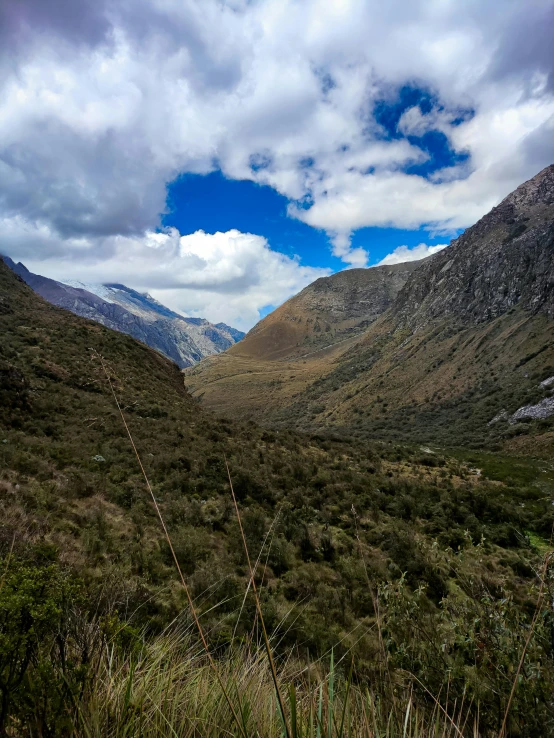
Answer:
389 163 554 328
187 164 554 448
184 257 426 417
228 260 425 361
1 256 244 368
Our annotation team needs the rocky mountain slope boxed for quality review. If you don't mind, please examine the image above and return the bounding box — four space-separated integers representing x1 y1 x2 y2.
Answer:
276 165 554 447
187 165 554 449
390 164 554 327
185 259 424 415
1 256 244 368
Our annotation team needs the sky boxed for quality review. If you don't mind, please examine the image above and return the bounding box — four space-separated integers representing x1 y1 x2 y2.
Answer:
1 0 553 330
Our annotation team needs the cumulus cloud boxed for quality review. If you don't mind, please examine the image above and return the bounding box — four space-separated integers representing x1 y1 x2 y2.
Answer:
377 243 448 266
10 223 328 330
0 0 553 320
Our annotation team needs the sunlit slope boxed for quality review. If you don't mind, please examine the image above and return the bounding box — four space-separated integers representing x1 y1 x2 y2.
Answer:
275 165 554 445
185 260 422 418
188 165 554 447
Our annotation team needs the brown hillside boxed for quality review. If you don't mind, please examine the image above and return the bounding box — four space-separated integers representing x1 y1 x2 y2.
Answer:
185 260 424 418
273 165 554 446
228 260 422 361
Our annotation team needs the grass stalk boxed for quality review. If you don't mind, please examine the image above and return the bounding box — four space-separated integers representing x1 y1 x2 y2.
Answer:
225 456 293 738
498 549 553 738
97 353 248 738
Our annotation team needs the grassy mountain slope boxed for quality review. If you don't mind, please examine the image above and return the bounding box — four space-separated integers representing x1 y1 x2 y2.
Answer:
230 260 422 361
280 165 554 447
1 259 554 733
188 166 554 450
185 260 422 418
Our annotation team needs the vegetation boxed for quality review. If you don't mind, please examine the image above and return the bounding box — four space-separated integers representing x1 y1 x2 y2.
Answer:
275 310 554 451
1 262 554 735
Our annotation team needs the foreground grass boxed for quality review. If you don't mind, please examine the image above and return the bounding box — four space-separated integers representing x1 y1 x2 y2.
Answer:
75 627 477 738
2 260 554 736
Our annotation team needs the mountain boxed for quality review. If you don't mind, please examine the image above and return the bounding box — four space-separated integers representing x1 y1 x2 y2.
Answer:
228 260 424 362
184 260 424 417
0 256 244 368
1 230 553 734
389 164 554 326
187 165 554 450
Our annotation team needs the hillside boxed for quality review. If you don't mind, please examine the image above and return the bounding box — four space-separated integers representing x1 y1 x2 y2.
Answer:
281 164 554 447
1 256 244 368
229 260 422 361
185 260 423 417
1 257 554 733
187 166 554 449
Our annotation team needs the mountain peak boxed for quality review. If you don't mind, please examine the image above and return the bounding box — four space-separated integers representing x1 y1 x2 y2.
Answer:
502 163 554 210
1 257 244 368
390 164 554 327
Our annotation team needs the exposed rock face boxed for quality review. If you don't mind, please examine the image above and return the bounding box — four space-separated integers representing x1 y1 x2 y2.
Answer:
510 397 554 423
289 262 423 324
229 260 424 361
1 257 244 368
392 164 554 328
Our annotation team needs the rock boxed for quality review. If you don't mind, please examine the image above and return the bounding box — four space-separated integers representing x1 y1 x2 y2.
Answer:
510 397 554 423
489 410 509 425
391 164 554 328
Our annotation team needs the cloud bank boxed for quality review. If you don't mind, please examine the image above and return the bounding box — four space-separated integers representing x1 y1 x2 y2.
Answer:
16 226 329 331
1 0 553 324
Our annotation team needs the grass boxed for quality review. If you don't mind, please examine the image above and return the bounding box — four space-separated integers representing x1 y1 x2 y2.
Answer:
74 626 483 738
64 383 554 737
2 260 554 735
526 531 552 556
188 306 554 454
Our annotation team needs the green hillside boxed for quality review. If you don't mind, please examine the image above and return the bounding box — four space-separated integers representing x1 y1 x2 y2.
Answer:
1 261 554 735
187 166 554 455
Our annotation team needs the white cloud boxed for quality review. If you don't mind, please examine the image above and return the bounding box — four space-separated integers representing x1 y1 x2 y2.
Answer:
0 0 553 321
6 222 328 330
377 243 448 266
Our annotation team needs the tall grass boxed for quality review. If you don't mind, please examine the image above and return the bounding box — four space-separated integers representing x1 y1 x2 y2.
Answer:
76 626 478 738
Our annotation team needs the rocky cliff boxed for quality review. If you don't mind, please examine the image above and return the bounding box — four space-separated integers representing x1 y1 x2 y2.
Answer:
391 164 554 328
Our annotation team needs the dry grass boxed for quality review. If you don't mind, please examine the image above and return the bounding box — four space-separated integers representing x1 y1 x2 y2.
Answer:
103 358 532 738
77 626 483 738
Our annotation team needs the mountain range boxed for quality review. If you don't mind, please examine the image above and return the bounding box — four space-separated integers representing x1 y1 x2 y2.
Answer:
186 164 554 451
0 256 244 368
1 169 554 734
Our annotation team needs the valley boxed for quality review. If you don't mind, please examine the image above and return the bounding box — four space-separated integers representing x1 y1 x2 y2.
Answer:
2 4 553 735
187 165 554 454
1 166 553 736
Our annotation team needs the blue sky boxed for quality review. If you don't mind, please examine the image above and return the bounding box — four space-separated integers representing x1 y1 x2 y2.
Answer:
2 0 553 329
164 170 456 272
162 84 466 278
